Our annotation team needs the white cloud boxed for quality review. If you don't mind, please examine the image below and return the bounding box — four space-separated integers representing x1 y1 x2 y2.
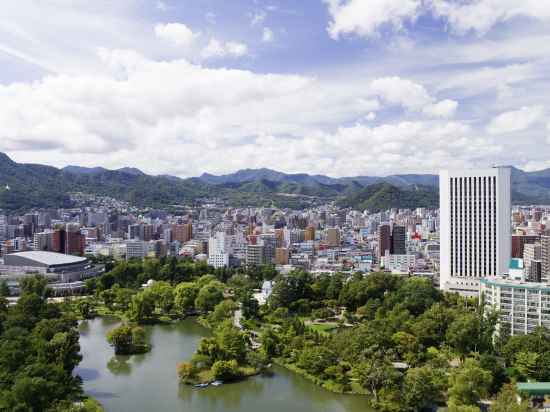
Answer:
370 76 457 117
154 23 197 47
4 50 478 177
487 106 545 135
324 0 550 40
370 76 431 109
423 99 458 118
430 0 550 36
325 0 422 40
262 27 275 42
201 39 248 59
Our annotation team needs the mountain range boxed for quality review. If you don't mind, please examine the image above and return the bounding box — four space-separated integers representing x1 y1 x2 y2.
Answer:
1 152 550 212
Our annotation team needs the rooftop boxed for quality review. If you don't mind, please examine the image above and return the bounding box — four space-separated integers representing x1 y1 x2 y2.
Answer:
7 251 87 266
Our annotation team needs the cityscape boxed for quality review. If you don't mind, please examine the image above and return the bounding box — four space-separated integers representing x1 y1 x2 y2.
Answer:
2 1 550 412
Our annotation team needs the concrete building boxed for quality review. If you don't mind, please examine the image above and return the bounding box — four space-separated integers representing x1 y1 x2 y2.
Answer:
208 232 232 269
523 243 542 278
542 231 550 283
126 240 147 260
33 231 54 252
391 225 406 255
481 277 550 336
275 247 290 265
378 224 391 260
440 167 511 296
172 223 193 243
246 244 264 266
326 228 341 247
512 234 539 259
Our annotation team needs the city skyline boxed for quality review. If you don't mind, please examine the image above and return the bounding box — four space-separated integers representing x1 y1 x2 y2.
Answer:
1 1 550 178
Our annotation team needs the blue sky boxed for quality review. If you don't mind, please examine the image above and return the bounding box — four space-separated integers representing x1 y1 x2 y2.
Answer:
1 0 550 177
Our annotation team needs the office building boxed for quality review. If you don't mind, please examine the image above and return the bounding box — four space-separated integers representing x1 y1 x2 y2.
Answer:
246 244 264 266
275 247 290 265
481 277 550 336
439 167 511 296
391 225 406 255
172 223 193 243
542 231 550 283
378 224 391 259
512 234 539 258
326 228 341 247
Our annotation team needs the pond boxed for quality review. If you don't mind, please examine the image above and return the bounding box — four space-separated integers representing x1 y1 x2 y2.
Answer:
75 318 370 412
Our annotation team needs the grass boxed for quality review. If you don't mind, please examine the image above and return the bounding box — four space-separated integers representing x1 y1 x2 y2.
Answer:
307 323 339 336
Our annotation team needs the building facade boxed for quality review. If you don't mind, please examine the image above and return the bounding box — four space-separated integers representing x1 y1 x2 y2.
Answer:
481 277 550 336
440 167 511 296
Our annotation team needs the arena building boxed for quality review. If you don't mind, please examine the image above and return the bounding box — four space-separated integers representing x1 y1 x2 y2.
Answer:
0 251 104 294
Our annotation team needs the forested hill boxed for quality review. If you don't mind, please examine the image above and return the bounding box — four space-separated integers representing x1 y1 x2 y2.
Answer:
336 183 439 212
2 152 550 212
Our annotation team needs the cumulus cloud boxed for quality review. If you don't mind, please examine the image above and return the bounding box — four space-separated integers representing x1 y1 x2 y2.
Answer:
325 0 422 39
154 22 197 47
201 39 249 59
370 76 457 117
1 48 491 177
262 27 274 42
487 106 545 135
423 99 458 118
325 0 550 40
430 0 550 36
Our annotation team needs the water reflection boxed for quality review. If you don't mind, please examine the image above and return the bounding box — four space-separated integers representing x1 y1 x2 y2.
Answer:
79 318 369 412
107 357 132 375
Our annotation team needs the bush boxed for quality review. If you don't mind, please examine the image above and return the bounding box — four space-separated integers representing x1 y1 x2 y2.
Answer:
211 359 241 381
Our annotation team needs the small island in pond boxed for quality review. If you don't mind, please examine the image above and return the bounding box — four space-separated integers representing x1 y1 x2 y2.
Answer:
177 319 267 385
107 324 151 355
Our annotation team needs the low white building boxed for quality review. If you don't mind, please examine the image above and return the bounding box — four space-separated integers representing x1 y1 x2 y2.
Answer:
382 252 416 274
481 277 550 336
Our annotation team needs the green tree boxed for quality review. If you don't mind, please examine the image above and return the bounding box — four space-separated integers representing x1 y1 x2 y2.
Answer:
352 354 402 404
177 361 195 381
403 365 447 411
107 325 133 354
208 300 238 327
127 292 155 323
19 275 50 298
174 282 199 314
211 359 241 381
297 345 338 377
76 299 93 319
195 281 224 313
489 384 531 412
446 313 481 358
448 358 492 408
0 281 10 297
215 321 248 363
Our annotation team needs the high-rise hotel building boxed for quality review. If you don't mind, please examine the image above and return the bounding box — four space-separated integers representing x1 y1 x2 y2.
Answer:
440 167 511 296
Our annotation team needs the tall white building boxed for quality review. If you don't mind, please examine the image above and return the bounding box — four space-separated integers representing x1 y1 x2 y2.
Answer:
440 167 511 296
208 232 232 268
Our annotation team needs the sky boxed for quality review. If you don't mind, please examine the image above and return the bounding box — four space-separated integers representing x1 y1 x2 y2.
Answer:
1 0 550 178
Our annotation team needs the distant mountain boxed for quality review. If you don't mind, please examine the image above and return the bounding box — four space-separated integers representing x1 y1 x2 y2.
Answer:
3 152 550 212
0 154 212 212
63 165 145 176
198 168 438 188
337 183 439 212
116 167 145 176
62 165 108 175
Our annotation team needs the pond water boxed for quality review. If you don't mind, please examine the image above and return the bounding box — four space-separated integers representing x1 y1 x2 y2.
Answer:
75 318 369 412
